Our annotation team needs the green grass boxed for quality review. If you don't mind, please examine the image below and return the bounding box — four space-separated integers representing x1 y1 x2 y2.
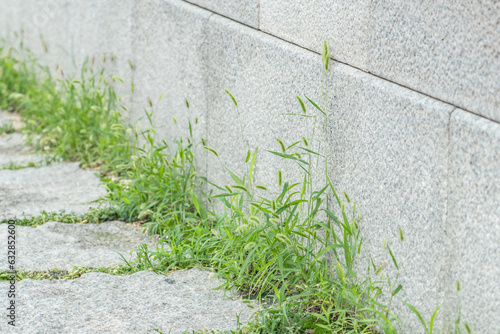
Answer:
0 264 151 282
1 207 121 226
0 38 474 334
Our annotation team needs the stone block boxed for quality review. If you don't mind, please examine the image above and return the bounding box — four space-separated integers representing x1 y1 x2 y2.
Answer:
0 221 156 271
17 0 71 71
204 14 326 197
0 269 257 333
185 0 259 28
0 162 106 219
0 0 21 38
132 0 211 175
261 0 500 122
260 0 371 69
369 0 500 122
447 110 500 333
326 63 455 332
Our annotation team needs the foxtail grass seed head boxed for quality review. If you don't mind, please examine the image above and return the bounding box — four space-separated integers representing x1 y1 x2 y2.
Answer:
276 233 292 247
232 184 249 193
256 185 267 191
148 97 153 107
456 280 460 292
382 238 388 249
464 323 471 333
225 90 238 107
244 242 256 252
269 218 280 225
336 260 346 282
185 98 189 108
278 170 282 187
322 41 330 71
203 146 219 157
398 226 404 242
172 116 177 124
302 136 309 146
297 96 306 114
277 138 286 153
249 216 260 225
235 224 248 234
224 185 232 193
375 262 387 276
245 149 251 163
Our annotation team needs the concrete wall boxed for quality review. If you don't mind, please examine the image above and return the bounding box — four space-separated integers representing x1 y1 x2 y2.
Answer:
1 0 499 332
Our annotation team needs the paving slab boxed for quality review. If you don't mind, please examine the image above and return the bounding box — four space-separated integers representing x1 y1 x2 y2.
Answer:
0 268 256 333
0 133 45 168
0 110 23 130
0 221 156 271
0 162 106 220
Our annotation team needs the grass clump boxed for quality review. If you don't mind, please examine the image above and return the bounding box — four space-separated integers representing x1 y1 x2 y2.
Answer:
0 42 130 171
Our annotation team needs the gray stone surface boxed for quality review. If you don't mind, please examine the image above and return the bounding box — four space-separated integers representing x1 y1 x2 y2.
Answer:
261 0 500 122
368 1 500 122
204 14 326 195
132 0 210 174
0 111 23 130
325 64 455 332
0 268 257 333
0 162 106 219
0 133 45 168
446 110 500 333
66 0 134 109
260 0 371 69
185 0 259 28
0 0 20 38
0 221 155 271
16 0 72 73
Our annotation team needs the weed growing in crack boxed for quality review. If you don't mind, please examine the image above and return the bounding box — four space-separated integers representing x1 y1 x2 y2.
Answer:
0 37 475 333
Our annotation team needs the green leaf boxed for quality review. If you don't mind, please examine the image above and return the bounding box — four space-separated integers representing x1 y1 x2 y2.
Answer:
304 95 325 115
403 301 429 334
392 284 403 297
227 168 244 185
387 244 399 270
122 197 130 204
429 305 441 334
